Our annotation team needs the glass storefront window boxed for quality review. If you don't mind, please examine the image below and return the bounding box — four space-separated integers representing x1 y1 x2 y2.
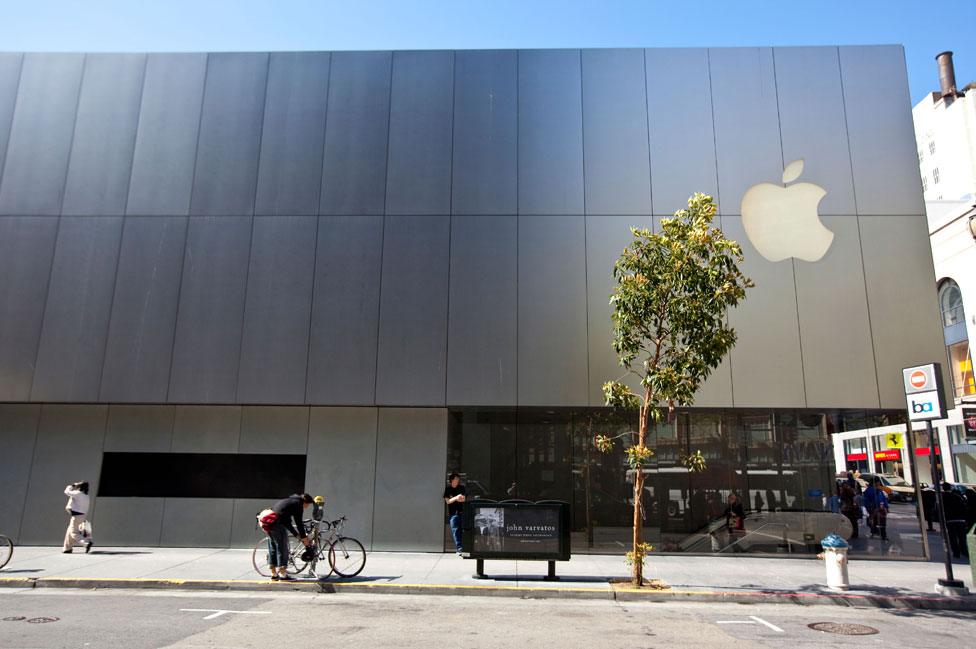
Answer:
447 407 920 559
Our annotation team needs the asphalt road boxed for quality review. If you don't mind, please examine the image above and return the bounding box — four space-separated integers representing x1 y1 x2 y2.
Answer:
1 588 973 649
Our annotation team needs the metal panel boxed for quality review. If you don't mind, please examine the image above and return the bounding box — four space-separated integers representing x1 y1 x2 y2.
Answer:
306 407 378 548
306 215 384 405
0 217 59 400
171 405 241 453
585 215 655 405
237 216 316 404
190 53 269 216
859 215 947 408
372 408 447 551
452 50 517 215
518 214 588 406
447 214 517 406
99 216 187 402
168 216 251 403
230 498 268 548
254 52 330 216
104 405 175 452
160 498 234 547
773 47 856 216
0 404 40 543
709 48 783 215
839 46 924 215
61 53 146 216
793 215 878 408
31 217 124 402
722 216 806 407
375 214 450 406
126 53 207 215
92 498 165 546
19 405 108 545
239 406 309 455
0 53 23 182
646 48 718 215
518 50 584 215
385 51 454 215
581 49 651 215
0 54 84 215
320 51 392 216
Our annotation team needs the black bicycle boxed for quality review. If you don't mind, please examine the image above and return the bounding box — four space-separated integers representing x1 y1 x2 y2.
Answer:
251 516 366 579
0 533 13 570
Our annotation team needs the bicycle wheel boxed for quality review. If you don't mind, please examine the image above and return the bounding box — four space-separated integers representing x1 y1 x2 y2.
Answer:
251 538 272 577
252 536 307 576
0 535 13 570
328 537 366 578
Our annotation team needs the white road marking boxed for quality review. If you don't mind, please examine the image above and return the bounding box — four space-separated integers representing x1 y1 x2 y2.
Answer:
717 617 784 633
179 608 272 620
749 616 784 633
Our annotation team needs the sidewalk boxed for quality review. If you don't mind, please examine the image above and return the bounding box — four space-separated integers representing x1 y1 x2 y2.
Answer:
1 546 974 610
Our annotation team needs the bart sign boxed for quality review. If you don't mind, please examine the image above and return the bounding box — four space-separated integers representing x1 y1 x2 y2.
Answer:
903 363 947 422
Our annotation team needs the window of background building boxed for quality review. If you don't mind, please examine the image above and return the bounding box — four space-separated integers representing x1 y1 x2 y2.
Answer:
947 340 975 397
918 150 924 162
938 279 973 397
933 167 940 184
929 140 936 155
922 176 928 192
940 280 964 326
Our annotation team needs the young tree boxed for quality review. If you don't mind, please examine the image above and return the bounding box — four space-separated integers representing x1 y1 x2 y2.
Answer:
595 193 753 587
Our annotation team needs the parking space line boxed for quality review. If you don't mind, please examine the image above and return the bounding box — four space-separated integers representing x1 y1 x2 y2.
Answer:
179 608 272 620
749 616 784 632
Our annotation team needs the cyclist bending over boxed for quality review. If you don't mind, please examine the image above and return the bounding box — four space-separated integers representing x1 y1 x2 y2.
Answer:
267 493 313 581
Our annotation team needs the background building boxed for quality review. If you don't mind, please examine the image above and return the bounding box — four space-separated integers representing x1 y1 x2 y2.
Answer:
0 46 945 557
909 52 976 485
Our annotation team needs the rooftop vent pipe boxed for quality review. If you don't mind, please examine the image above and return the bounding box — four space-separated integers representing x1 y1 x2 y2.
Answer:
936 51 964 103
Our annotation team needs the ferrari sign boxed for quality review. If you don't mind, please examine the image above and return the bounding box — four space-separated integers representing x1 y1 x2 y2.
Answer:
885 432 903 449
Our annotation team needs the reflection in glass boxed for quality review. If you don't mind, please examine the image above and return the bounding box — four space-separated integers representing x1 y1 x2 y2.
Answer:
446 407 920 559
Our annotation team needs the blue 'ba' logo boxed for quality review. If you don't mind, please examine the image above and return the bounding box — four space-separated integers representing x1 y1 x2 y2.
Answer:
912 400 934 413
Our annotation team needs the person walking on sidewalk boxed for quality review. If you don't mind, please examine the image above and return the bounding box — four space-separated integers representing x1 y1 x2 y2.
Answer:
62 481 92 554
863 478 880 537
443 472 466 555
266 493 312 581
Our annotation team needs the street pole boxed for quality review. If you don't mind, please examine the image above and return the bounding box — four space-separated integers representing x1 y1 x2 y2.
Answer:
927 419 962 588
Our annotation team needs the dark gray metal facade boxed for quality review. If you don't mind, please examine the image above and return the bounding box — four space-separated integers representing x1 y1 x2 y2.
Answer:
0 46 943 411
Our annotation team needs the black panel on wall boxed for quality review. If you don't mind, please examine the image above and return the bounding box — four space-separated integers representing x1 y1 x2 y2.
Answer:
98 452 306 498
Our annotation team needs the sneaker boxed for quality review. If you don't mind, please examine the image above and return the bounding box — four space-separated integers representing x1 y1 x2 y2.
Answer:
270 574 279 581
456 550 463 556
278 573 294 581
85 541 93 554
62 549 72 554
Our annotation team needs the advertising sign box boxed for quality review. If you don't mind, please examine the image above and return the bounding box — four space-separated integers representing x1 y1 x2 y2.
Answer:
463 501 570 562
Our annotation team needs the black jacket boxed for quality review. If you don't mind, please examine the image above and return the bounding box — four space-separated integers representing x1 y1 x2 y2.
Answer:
272 495 307 538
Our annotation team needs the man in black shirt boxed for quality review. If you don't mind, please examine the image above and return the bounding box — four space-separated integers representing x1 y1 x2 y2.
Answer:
268 493 312 580
443 472 466 555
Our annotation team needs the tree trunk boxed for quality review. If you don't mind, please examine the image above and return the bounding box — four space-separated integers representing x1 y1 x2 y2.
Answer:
632 397 650 587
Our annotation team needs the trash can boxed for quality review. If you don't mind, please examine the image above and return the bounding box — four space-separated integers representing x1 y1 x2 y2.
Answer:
821 533 850 591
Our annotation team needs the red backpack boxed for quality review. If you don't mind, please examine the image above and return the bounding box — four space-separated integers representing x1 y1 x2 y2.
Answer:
256 509 278 532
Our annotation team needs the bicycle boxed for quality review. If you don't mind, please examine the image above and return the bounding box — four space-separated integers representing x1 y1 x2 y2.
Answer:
251 516 366 579
0 533 12 570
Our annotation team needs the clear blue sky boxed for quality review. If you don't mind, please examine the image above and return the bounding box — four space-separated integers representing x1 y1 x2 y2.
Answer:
2 0 973 104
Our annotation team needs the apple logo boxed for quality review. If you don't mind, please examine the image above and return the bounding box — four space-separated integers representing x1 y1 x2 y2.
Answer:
740 159 834 262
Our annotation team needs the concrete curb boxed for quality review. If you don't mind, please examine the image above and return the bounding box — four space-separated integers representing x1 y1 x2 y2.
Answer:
2 576 975 610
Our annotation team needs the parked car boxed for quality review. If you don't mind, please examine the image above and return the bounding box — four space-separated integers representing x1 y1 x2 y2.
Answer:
858 473 915 503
